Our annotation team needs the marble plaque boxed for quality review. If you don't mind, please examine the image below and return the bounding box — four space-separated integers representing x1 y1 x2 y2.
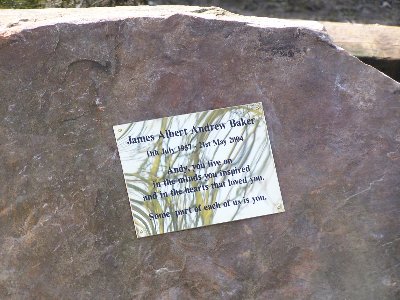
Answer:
113 102 284 237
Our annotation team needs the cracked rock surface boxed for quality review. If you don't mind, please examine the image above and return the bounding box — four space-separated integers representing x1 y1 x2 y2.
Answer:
0 6 399 299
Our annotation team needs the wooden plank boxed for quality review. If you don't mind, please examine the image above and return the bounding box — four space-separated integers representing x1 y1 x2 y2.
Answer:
322 21 400 60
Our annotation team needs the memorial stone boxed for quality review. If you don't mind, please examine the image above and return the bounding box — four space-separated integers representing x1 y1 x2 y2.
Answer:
0 6 399 299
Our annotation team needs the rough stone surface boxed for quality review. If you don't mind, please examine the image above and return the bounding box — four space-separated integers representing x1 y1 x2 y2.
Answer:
153 0 400 26
0 6 399 300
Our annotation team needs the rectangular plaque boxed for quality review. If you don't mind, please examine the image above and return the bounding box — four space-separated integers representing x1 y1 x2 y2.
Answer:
113 102 284 238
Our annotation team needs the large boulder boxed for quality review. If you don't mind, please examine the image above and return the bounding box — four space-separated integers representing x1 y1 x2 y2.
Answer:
0 6 399 299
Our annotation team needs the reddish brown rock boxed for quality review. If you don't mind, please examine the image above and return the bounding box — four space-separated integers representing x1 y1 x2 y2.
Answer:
0 6 399 299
